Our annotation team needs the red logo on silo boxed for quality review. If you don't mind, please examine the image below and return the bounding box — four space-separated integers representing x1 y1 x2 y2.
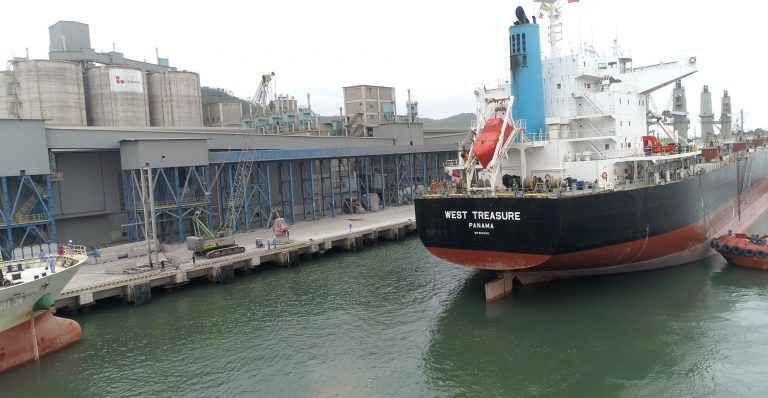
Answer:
115 76 125 84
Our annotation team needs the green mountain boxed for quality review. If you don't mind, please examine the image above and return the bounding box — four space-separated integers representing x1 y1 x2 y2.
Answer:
418 113 474 129
201 87 250 113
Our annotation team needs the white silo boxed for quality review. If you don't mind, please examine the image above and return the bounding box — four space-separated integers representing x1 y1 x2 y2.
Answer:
147 70 203 127
85 65 150 127
0 59 87 126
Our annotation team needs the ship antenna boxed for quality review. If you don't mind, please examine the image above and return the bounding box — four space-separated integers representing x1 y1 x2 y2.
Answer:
538 0 563 57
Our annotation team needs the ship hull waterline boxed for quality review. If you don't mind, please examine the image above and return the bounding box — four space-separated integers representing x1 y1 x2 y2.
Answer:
0 310 82 374
416 154 768 301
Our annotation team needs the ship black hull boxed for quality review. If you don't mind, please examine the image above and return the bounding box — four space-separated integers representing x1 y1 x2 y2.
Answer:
415 152 768 279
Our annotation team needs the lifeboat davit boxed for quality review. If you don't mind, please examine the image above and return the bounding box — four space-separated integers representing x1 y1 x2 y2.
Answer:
711 233 768 270
473 118 513 168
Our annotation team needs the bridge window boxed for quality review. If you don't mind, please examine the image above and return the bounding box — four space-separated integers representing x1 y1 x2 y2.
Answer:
557 83 561 89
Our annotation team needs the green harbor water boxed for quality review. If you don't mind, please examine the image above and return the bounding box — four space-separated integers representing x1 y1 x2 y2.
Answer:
3 213 768 397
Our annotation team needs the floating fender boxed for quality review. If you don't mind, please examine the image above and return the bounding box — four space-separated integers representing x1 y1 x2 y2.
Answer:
720 244 730 253
756 251 767 258
731 246 743 255
744 248 755 257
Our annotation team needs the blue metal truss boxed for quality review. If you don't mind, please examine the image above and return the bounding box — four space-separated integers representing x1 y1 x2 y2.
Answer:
299 160 318 221
277 161 296 223
119 150 455 244
122 166 207 243
0 174 56 260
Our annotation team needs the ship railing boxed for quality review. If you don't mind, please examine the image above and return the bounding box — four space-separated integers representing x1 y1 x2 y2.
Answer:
561 127 616 140
573 90 615 115
524 130 547 143
575 104 616 117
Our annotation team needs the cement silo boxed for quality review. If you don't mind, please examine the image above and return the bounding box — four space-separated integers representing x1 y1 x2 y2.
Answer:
147 70 203 127
85 65 150 127
0 59 86 126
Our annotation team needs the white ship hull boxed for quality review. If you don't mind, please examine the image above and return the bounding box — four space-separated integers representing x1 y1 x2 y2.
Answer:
0 252 86 332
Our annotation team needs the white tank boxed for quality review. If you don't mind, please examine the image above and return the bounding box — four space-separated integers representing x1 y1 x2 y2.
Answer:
0 60 87 126
85 65 149 127
148 71 203 127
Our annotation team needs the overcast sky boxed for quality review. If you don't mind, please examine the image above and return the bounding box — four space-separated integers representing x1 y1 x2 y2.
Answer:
1 0 764 129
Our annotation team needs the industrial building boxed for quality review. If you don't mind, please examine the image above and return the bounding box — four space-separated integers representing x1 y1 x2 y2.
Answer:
343 85 419 137
204 102 243 127
0 21 464 260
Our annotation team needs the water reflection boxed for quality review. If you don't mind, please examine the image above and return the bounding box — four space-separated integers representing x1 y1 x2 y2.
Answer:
423 259 725 397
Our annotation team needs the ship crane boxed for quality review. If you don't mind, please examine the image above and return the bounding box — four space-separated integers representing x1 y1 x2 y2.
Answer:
186 72 275 259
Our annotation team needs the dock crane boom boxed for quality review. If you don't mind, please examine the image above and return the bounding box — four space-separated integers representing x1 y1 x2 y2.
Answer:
186 72 275 258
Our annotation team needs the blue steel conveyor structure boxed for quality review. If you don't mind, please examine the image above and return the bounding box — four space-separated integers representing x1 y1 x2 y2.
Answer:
121 145 456 243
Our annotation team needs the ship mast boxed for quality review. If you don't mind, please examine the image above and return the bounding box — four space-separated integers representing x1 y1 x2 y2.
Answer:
537 0 563 57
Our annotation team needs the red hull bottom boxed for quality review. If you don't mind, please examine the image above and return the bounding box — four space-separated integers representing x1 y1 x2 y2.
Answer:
721 254 768 270
0 311 82 374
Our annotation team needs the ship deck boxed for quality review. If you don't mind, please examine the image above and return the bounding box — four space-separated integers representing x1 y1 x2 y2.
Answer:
435 151 751 200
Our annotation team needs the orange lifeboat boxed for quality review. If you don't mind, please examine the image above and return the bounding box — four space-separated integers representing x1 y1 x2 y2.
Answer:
711 233 768 270
473 118 513 168
641 135 677 154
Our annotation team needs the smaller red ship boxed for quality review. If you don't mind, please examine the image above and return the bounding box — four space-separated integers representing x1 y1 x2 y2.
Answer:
711 233 768 270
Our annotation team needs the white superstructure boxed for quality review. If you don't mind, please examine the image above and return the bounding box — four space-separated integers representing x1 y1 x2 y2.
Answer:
459 2 701 192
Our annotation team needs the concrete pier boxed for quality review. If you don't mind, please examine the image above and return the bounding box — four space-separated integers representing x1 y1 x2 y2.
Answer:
55 206 417 310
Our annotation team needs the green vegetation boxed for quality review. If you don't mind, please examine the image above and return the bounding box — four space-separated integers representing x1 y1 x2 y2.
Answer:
201 87 250 114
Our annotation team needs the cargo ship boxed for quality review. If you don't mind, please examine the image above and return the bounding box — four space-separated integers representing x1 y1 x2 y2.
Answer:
414 1 768 301
0 246 87 373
